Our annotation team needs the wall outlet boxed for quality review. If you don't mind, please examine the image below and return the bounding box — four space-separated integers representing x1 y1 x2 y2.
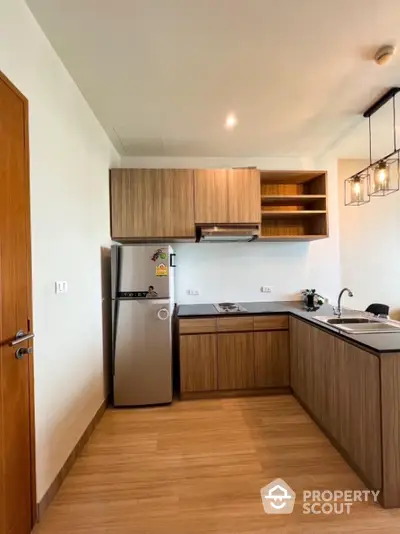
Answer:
261 286 272 293
55 281 68 294
187 289 200 296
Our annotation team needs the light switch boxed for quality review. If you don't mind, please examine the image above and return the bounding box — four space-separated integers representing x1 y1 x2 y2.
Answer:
55 281 68 294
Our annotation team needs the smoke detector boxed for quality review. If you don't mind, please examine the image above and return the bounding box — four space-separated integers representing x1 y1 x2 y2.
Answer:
374 45 396 66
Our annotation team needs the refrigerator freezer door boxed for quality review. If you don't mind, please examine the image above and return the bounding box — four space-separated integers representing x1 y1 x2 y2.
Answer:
113 299 172 406
112 245 174 299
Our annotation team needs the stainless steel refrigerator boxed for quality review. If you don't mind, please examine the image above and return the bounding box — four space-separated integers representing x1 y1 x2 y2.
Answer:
111 245 175 406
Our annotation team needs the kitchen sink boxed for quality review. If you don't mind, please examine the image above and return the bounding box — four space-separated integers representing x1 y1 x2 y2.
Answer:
327 318 380 325
314 315 400 334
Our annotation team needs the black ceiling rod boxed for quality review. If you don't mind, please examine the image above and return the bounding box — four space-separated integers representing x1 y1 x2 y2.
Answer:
363 87 400 118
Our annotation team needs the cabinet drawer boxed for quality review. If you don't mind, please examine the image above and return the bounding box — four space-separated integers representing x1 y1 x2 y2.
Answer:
253 315 288 331
179 318 217 334
217 316 254 332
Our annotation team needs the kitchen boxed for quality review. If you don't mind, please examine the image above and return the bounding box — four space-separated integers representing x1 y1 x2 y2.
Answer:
108 158 400 518
2 0 400 533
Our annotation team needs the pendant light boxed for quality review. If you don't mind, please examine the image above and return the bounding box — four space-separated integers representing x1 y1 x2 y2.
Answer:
345 87 400 206
368 91 400 196
345 172 370 206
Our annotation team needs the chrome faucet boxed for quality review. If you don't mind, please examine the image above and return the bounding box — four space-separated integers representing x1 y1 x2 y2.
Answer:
334 288 354 317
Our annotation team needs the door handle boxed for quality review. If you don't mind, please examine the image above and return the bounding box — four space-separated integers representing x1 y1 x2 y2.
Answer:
9 330 35 347
15 347 33 360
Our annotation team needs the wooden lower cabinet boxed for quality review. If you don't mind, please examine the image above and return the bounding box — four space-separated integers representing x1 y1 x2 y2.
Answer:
217 333 255 390
331 341 381 489
254 331 289 387
180 334 217 393
290 316 314 410
179 315 290 397
290 317 382 490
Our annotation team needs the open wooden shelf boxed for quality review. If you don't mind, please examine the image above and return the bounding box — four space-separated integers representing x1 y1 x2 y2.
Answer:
258 235 328 242
261 210 327 217
261 194 326 206
259 171 328 240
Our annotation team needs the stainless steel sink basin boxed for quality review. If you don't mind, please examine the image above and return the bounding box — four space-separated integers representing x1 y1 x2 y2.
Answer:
327 318 380 325
314 315 400 334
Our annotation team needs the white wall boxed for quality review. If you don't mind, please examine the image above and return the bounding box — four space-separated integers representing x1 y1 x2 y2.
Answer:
338 159 400 318
0 0 120 501
121 156 341 304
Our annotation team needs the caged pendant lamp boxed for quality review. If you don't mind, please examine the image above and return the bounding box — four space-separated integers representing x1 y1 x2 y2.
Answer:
345 88 400 206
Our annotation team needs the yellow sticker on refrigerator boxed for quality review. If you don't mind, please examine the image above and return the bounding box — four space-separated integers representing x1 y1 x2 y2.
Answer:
156 263 168 277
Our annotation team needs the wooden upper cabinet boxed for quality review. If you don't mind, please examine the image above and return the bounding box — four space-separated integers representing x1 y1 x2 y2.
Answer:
110 169 195 239
194 169 261 224
194 170 229 223
227 169 260 223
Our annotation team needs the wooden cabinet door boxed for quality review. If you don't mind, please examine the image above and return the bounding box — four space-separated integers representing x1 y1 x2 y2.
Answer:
194 169 229 223
328 339 381 489
290 318 325 417
180 335 217 392
110 169 147 237
289 317 313 407
227 169 260 223
254 331 289 387
110 169 195 238
217 333 254 390
161 169 195 237
308 325 334 429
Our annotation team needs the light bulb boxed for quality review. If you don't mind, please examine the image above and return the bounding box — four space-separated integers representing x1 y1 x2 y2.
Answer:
351 178 362 203
378 169 387 183
374 163 388 191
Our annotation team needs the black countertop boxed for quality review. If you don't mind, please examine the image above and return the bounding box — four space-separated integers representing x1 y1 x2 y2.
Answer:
177 301 400 354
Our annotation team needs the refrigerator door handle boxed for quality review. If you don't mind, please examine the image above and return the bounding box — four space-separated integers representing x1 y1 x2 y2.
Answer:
170 253 176 268
157 308 170 321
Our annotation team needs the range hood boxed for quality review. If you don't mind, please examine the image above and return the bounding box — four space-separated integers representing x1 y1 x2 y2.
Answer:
196 224 260 242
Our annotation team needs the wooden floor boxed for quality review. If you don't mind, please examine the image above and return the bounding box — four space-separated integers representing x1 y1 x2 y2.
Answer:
34 396 400 533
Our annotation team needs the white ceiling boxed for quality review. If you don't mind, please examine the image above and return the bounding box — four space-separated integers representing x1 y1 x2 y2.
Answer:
26 0 400 158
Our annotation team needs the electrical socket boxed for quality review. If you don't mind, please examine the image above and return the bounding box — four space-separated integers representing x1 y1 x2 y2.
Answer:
55 281 68 294
187 289 200 296
261 286 272 293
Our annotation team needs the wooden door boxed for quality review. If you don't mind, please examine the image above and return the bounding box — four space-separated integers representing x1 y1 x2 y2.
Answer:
253 331 289 387
217 333 254 390
110 169 195 238
227 169 260 223
194 169 229 223
0 74 35 533
180 335 217 392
